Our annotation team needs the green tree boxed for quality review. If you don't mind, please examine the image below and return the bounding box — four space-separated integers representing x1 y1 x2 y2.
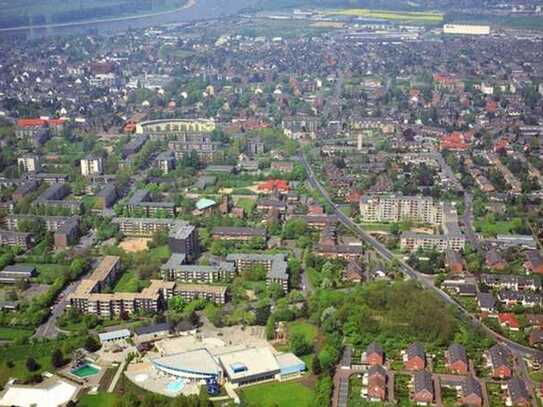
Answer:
26 357 39 372
51 349 65 368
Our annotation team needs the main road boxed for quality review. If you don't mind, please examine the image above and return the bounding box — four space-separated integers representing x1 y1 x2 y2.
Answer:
300 152 542 359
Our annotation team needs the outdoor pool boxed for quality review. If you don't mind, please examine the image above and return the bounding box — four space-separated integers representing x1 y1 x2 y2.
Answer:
166 379 186 393
71 363 101 378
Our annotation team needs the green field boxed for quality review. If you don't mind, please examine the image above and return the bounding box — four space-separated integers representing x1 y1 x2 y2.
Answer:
23 263 70 285
239 380 314 407
236 198 257 215
148 245 171 262
113 271 149 293
474 220 516 237
78 393 119 407
0 327 33 341
328 8 443 24
0 336 85 385
288 321 318 344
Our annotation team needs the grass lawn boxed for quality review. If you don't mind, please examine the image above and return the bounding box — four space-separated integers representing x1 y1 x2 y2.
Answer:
147 245 171 262
0 327 33 341
23 263 70 285
288 321 318 344
112 271 149 293
328 8 443 24
239 380 314 407
78 393 120 407
236 197 257 215
474 219 517 237
0 336 85 386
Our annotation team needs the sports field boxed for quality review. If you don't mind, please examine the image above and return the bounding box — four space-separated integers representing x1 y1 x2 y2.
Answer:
328 9 443 24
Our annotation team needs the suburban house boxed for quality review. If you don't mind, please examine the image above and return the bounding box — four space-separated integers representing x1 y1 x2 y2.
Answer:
485 249 506 270
366 365 387 402
486 345 512 379
404 343 426 371
477 292 497 313
412 370 434 405
507 377 530 407
462 376 483 407
524 250 543 274
498 313 520 331
446 343 469 374
364 342 384 366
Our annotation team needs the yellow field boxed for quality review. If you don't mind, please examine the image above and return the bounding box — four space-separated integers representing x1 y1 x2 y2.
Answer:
328 8 443 23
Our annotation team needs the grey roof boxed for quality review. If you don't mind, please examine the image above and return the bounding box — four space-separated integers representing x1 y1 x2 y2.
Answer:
488 345 510 368
477 292 496 309
128 189 150 205
152 348 221 376
162 253 187 269
462 376 482 399
413 370 433 394
98 329 131 342
447 343 467 365
169 224 195 240
368 364 386 378
407 342 425 360
212 227 266 238
134 322 171 336
507 377 529 403
366 341 384 356
3 264 36 274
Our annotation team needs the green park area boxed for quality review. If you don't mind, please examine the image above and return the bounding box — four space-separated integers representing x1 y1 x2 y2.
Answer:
78 393 119 407
240 380 315 407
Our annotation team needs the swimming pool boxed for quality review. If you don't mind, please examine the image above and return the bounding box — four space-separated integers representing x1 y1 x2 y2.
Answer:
71 363 101 378
165 379 186 393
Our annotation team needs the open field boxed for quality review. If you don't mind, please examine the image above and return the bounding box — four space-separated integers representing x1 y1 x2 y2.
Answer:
119 238 151 253
288 321 318 343
113 271 150 293
327 8 443 24
78 393 119 407
239 380 314 407
0 327 33 341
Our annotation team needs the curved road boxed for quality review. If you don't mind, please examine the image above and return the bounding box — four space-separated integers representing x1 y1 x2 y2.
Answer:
300 152 543 359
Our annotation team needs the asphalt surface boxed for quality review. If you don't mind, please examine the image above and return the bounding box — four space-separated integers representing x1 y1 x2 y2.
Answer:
34 280 79 338
300 152 543 359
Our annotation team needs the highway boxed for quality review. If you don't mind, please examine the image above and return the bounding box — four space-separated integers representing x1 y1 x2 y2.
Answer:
300 152 543 359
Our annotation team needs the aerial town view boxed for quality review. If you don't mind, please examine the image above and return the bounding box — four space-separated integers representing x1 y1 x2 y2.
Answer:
0 0 543 406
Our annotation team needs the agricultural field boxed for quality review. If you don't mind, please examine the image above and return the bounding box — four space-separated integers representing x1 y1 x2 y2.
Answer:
327 9 444 24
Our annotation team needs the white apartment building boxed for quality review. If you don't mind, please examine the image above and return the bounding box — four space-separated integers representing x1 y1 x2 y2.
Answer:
80 155 104 176
359 194 443 225
17 155 40 173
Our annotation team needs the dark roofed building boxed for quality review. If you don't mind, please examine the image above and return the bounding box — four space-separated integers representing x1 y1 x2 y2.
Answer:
462 376 483 407
365 342 384 365
447 343 469 374
412 370 434 404
487 344 512 379
507 377 530 407
405 342 426 371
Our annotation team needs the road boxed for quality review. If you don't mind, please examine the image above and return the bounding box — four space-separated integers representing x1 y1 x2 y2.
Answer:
34 280 80 338
463 192 481 251
300 152 543 359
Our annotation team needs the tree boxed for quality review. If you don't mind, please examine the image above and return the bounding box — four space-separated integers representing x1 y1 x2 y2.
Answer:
168 296 186 313
26 357 39 372
84 336 101 353
199 384 211 407
265 315 276 340
255 302 271 326
52 349 65 368
289 332 312 356
312 353 322 375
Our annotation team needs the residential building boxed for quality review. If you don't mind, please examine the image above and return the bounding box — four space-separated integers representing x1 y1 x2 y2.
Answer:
226 253 289 292
0 230 32 249
359 194 443 225
404 343 426 371
113 217 188 237
17 155 40 173
156 151 175 175
507 377 530 407
486 345 512 379
96 184 118 209
364 342 384 366
447 343 469 374
211 227 266 241
462 376 483 407
80 155 104 176
412 370 434 405
0 265 36 284
366 365 387 402
168 224 199 260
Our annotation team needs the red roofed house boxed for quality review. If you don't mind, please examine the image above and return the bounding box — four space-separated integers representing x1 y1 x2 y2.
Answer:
257 179 289 193
494 138 509 154
441 131 471 152
499 313 520 331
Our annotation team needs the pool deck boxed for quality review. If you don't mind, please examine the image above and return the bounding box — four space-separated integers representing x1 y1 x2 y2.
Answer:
125 361 199 397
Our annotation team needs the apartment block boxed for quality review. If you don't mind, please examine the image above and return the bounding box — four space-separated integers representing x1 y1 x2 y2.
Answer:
17 155 41 173
226 253 289 292
359 194 443 225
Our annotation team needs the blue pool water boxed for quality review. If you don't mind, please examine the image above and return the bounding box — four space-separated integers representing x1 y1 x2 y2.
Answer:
166 379 186 393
